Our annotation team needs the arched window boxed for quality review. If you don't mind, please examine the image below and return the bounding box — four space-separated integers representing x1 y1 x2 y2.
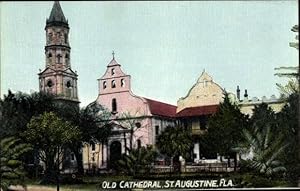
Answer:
111 68 115 75
112 98 117 113
47 80 53 87
66 81 72 88
103 81 107 89
48 32 53 42
111 80 116 88
65 53 69 59
155 125 159 136
137 140 141 149
91 142 95 151
64 33 68 43
57 32 62 38
48 53 52 58
135 122 141 128
204 80 208 87
121 79 125 87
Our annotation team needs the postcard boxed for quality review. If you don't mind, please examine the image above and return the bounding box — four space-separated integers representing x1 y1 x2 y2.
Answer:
0 1 299 191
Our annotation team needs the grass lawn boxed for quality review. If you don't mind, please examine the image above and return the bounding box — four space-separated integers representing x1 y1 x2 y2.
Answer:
22 175 132 191
9 185 98 191
28 184 98 191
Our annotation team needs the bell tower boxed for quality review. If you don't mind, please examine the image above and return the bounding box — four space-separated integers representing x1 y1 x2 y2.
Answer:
38 1 79 105
98 52 132 96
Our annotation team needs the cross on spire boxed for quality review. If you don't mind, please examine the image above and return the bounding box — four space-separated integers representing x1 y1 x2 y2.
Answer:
112 51 115 59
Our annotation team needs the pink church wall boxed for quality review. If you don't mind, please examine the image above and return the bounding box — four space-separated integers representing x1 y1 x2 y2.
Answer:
96 89 154 146
94 57 174 147
133 117 153 146
96 91 151 117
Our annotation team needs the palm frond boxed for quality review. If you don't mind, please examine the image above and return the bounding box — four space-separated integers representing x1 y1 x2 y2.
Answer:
0 137 31 191
237 123 288 177
274 66 298 70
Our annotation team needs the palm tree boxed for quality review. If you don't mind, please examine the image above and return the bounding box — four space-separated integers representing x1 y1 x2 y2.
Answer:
234 125 288 177
72 102 112 173
0 137 32 191
157 125 193 172
116 146 157 176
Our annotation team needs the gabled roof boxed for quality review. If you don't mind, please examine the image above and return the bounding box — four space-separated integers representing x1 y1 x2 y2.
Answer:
38 67 77 76
107 58 121 67
176 105 219 118
144 98 177 118
38 67 56 75
197 70 213 83
46 1 68 27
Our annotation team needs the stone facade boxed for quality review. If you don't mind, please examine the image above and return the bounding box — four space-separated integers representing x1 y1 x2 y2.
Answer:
177 71 224 112
176 72 224 162
176 71 285 163
39 1 79 104
238 96 285 116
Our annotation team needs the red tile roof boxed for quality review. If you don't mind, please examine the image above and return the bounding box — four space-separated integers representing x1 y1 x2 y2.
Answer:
144 98 177 118
176 105 219 117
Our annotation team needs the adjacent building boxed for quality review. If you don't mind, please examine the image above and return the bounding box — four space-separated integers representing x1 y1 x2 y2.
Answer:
175 71 285 163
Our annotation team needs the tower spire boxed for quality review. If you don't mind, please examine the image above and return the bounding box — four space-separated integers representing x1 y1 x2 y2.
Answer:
39 1 79 105
46 1 68 27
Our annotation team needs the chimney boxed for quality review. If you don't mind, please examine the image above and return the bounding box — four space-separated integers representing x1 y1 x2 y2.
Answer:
244 89 248 98
236 86 240 100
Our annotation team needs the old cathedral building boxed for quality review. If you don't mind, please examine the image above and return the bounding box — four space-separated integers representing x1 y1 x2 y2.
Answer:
82 53 177 170
39 2 286 172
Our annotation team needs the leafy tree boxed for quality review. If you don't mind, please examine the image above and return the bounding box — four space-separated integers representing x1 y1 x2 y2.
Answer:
0 91 111 175
0 91 28 138
68 102 111 174
274 25 298 79
24 112 80 188
116 146 157 176
77 101 112 143
275 67 299 79
274 25 299 182
0 90 55 139
276 78 299 98
0 137 32 191
202 93 248 169
276 93 299 181
249 103 277 133
157 125 193 172
118 111 144 152
289 25 298 50
0 91 58 177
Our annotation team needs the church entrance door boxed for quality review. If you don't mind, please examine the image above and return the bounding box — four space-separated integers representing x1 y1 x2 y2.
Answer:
109 141 122 170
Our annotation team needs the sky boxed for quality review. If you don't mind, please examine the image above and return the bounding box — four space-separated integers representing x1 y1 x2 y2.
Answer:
1 1 298 107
